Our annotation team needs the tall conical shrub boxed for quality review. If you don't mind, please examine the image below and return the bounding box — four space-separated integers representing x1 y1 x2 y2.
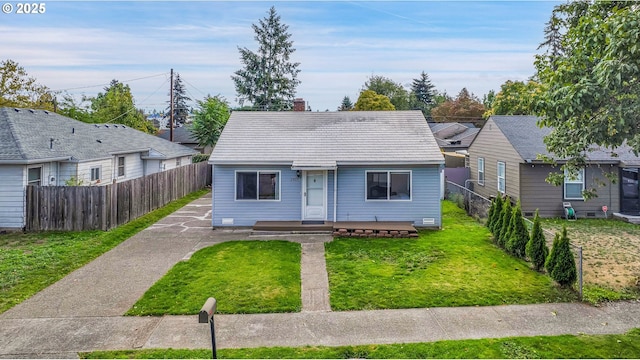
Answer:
497 199 513 249
486 197 497 230
526 210 549 271
506 200 529 258
489 194 504 234
546 226 577 287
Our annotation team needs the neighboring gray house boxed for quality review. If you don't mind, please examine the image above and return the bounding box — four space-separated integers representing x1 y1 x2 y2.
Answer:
157 126 213 154
0 107 197 229
468 115 640 218
429 122 479 152
208 111 445 227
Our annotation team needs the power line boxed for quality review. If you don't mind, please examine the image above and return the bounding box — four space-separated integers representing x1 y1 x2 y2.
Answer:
52 72 168 92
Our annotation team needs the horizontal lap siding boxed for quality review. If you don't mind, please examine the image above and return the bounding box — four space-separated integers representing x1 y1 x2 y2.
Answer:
336 166 442 227
520 164 619 218
0 165 25 229
212 165 303 226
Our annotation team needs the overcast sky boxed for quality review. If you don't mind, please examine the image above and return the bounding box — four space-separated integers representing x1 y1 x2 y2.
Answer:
2 1 560 112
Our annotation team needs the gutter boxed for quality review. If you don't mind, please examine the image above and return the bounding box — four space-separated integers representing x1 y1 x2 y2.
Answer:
0 156 72 165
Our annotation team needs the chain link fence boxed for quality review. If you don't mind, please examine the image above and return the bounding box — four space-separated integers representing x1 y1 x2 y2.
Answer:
445 180 583 298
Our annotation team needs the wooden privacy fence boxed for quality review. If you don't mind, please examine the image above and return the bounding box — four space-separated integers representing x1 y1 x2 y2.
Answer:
26 162 211 231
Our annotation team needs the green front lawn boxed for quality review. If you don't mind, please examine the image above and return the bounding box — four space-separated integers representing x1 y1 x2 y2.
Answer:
126 240 301 315
326 201 577 310
81 328 640 359
0 189 210 314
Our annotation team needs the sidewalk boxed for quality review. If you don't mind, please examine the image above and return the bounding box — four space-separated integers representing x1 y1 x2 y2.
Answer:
1 193 640 358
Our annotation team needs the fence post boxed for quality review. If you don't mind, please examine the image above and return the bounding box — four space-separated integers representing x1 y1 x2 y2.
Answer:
110 179 117 230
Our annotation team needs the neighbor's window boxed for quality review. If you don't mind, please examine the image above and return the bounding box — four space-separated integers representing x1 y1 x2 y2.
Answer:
117 156 125 177
236 171 280 200
366 171 411 201
478 158 485 186
91 167 101 181
27 167 42 186
176 158 181 167
564 168 585 200
497 161 505 193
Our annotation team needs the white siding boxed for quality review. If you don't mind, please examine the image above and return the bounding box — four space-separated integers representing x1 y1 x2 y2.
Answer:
77 159 112 185
0 165 25 229
113 153 144 181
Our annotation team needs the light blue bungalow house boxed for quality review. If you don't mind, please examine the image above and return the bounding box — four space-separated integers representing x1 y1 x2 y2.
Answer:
208 110 445 228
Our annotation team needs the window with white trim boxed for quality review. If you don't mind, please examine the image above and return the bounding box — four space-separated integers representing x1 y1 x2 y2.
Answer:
91 167 101 181
117 156 125 177
497 161 505 193
236 171 280 200
27 167 42 186
366 171 411 201
478 158 485 186
564 168 585 200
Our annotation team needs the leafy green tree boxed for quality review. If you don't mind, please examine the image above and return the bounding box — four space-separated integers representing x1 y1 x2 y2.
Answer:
232 7 301 111
484 80 542 118
166 73 192 126
546 227 577 287
0 59 53 110
526 210 549 271
90 80 156 133
506 200 529 259
363 75 410 110
338 96 354 111
535 2 640 196
497 199 513 249
56 93 92 123
354 90 395 111
410 71 437 118
191 95 230 148
431 88 485 125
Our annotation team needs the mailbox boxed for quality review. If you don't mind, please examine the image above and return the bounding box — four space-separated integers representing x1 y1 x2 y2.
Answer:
199 297 217 323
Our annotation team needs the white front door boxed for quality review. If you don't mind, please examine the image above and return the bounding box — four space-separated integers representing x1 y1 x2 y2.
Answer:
303 170 326 220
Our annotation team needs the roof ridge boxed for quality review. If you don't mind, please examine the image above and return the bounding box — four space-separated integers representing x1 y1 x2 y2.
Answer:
2 108 28 160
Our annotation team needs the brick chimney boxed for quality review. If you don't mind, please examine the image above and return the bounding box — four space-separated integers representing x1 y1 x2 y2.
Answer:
293 98 306 111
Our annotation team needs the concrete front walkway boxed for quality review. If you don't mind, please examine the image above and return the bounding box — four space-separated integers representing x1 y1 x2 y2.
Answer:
1 193 640 358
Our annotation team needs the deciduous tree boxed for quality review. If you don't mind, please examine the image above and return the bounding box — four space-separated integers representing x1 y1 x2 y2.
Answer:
354 90 395 111
232 7 301 111
431 88 485 125
484 80 542 117
362 75 410 110
535 2 640 195
90 80 155 133
191 95 230 148
0 59 53 110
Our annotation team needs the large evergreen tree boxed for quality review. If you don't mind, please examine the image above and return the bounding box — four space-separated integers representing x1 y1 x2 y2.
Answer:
526 210 549 271
232 7 301 111
410 71 436 118
338 96 354 111
166 73 192 126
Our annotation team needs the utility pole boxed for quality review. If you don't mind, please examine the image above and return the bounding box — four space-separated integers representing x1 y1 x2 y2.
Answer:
170 68 174 142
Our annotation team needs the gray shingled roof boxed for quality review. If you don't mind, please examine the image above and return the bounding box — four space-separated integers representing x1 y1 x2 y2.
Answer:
491 115 639 165
157 126 198 144
210 111 444 165
0 107 197 163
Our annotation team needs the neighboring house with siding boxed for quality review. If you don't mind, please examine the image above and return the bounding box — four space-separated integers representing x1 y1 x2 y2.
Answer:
157 126 213 154
208 111 445 228
0 107 197 230
468 115 640 218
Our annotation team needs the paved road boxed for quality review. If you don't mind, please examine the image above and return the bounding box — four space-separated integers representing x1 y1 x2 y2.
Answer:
1 193 640 358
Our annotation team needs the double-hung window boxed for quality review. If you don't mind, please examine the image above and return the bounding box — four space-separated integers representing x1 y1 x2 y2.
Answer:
117 156 125 177
366 171 411 201
477 158 485 185
564 168 585 200
497 161 505 193
236 171 280 200
27 167 42 186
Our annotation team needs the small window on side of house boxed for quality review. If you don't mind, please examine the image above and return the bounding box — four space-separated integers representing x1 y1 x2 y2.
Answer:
176 158 181 167
117 156 125 177
478 157 485 186
497 161 505 193
91 167 101 182
564 168 585 200
27 167 42 186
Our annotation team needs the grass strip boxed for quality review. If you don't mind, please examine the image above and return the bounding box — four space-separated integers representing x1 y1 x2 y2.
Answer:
126 240 301 315
80 328 640 358
0 189 210 314
325 201 577 310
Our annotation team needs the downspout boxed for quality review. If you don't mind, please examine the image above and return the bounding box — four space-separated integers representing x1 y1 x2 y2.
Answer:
333 168 338 222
